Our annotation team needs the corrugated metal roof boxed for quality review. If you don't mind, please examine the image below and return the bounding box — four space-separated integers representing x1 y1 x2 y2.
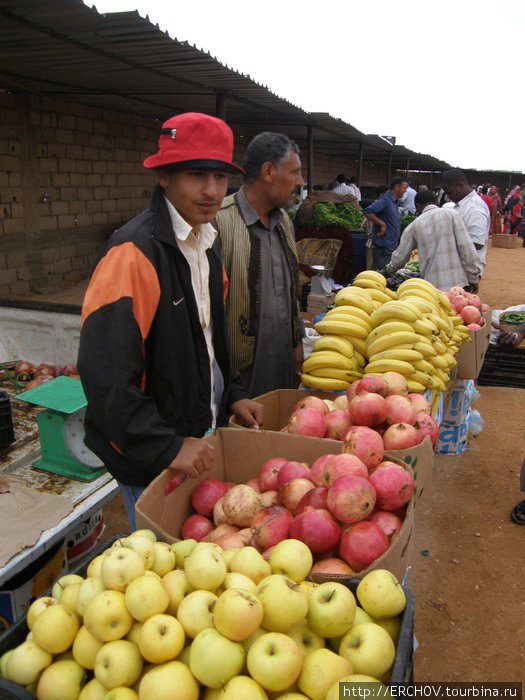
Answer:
0 0 451 171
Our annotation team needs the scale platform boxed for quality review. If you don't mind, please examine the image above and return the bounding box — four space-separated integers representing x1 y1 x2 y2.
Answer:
15 376 106 482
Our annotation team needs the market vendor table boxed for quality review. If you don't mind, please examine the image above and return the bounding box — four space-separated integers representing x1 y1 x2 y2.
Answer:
294 225 364 285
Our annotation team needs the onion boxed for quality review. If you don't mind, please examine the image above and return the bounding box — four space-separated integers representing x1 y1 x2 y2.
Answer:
33 363 55 378
14 361 34 379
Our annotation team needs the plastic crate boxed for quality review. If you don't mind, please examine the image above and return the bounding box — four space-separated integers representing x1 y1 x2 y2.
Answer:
477 344 525 388
0 534 127 698
0 391 15 448
0 550 414 693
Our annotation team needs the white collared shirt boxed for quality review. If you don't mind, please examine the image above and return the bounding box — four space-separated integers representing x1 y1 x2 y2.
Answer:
164 196 220 425
454 190 490 265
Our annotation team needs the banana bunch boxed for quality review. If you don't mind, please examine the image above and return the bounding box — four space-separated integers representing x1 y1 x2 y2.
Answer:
350 270 396 308
363 278 472 392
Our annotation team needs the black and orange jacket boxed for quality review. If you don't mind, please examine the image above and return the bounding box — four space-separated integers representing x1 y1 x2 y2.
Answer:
77 184 246 486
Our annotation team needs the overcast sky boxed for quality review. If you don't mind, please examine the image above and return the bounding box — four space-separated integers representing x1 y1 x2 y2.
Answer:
86 0 524 174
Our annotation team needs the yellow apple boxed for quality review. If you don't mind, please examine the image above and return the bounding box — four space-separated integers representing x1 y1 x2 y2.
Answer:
72 624 104 670
87 553 106 578
184 546 226 590
268 539 313 582
4 639 52 685
307 581 356 638
31 602 79 654
177 644 192 666
214 587 264 641
124 573 169 621
105 688 140 700
229 547 271 584
150 542 176 577
138 660 199 700
26 596 58 629
121 535 156 570
0 649 13 677
76 576 106 617
339 622 395 679
60 581 82 614
241 626 267 657
223 674 269 699
78 677 107 700
221 547 240 570
189 627 245 688
100 548 145 591
161 569 192 615
273 694 309 699
51 573 84 600
176 589 217 638
297 647 352 700
256 575 308 632
297 580 316 596
84 590 133 642
372 614 402 644
286 619 325 657
94 639 143 690
138 613 185 664
170 538 197 568
356 569 406 619
325 674 389 700
125 621 144 648
246 631 302 692
222 571 258 594
36 658 86 700
353 606 373 626
132 528 157 542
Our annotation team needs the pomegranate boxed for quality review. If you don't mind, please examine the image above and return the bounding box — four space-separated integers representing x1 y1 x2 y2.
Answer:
338 521 390 572
333 394 349 410
293 395 330 415
323 399 336 412
213 497 228 525
312 453 368 487
258 457 288 491
215 532 248 550
246 477 262 493
367 510 404 541
277 478 315 514
449 286 466 297
415 411 439 445
382 371 409 396
383 422 420 450
346 381 360 403
295 486 329 514
181 514 213 542
250 505 293 549
451 295 469 313
368 461 415 510
324 409 352 440
276 460 311 487
467 322 482 330
342 425 384 469
287 407 327 438
190 479 229 517
348 391 388 427
355 374 388 396
481 303 490 312
221 484 264 527
310 557 356 575
461 305 482 325
467 295 482 311
289 508 341 553
260 490 279 507
384 394 417 426
326 474 376 523
208 523 239 542
408 392 432 415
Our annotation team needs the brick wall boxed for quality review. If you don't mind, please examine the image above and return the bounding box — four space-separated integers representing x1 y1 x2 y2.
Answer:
0 93 158 297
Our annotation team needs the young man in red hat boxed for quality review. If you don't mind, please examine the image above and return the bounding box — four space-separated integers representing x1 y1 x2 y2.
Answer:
77 112 263 529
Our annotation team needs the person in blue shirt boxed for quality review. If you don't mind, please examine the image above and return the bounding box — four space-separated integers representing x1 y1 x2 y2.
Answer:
363 176 408 270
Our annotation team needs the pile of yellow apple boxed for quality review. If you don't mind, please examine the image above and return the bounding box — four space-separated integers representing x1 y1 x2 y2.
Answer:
0 532 408 700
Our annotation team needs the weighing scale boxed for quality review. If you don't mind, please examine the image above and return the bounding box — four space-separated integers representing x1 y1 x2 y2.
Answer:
309 264 333 295
15 376 106 482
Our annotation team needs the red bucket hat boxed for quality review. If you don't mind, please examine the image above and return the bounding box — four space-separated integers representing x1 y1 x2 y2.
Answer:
143 112 244 174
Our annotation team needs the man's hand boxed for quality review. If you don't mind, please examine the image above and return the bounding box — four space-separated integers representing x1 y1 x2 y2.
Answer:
230 398 264 430
168 437 214 478
465 282 479 294
377 222 386 237
293 342 304 384
497 322 525 348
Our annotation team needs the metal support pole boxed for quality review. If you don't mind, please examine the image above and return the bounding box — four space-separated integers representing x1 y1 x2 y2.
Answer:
357 143 364 183
215 93 226 120
307 125 313 193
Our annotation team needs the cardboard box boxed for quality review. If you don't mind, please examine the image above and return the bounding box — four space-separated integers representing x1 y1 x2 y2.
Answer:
491 234 523 249
442 379 474 423
135 428 414 582
455 311 491 379
435 412 471 455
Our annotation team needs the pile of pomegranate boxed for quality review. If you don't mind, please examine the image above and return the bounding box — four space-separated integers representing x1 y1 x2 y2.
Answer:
446 286 490 330
282 371 439 451
181 417 417 573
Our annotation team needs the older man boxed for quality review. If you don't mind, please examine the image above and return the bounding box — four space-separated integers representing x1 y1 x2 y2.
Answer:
386 189 482 291
214 132 305 398
441 169 490 268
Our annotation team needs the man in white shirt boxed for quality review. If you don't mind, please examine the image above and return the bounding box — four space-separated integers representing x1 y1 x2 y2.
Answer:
347 176 362 201
386 189 482 291
399 183 417 215
332 173 354 195
441 169 490 269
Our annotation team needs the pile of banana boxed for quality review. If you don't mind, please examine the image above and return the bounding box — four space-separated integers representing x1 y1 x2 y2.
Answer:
301 271 472 392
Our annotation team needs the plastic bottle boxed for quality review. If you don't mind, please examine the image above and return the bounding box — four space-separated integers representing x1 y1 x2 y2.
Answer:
469 408 484 437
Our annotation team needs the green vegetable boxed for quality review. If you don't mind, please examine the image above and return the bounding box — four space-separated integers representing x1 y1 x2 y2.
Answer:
400 214 416 233
304 201 364 230
500 311 525 324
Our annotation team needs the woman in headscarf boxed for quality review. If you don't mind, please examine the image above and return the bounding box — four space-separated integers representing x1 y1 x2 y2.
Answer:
488 185 502 235
503 186 523 235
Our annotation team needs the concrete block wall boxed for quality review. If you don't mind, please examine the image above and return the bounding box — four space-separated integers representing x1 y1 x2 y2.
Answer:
0 93 158 297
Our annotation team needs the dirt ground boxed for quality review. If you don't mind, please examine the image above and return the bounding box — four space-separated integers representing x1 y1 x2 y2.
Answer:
17 240 525 683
